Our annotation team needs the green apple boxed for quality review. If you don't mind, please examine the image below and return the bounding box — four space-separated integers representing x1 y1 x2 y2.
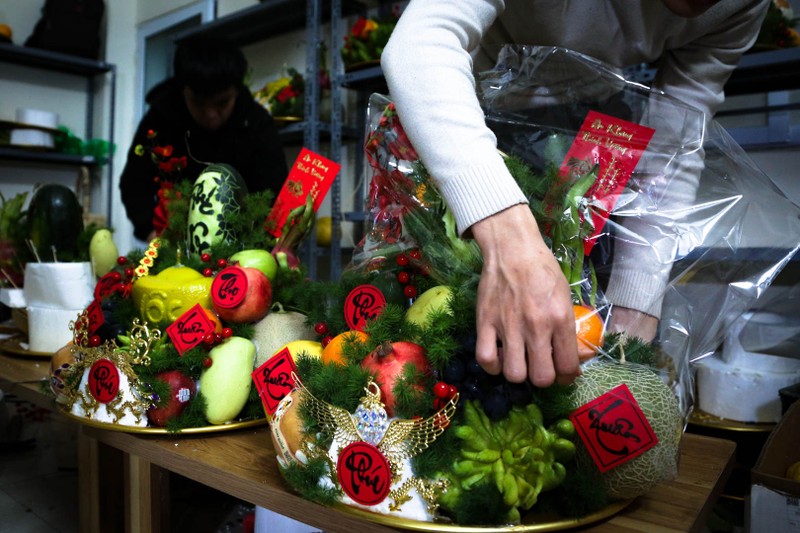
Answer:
199 336 256 424
405 285 453 328
229 249 278 281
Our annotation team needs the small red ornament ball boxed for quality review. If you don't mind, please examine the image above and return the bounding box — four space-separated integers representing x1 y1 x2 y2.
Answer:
200 253 211 263
203 357 213 368
403 285 417 298
433 381 451 399
221 327 233 339
321 335 334 348
216 258 228 268
396 271 411 284
116 256 128 266
202 268 213 277
314 322 329 335
395 254 409 267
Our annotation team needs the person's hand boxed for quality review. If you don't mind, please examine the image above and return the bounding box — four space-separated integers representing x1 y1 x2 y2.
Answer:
608 307 659 343
470 204 581 387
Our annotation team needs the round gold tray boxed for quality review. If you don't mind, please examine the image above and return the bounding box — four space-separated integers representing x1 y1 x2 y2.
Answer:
57 407 267 435
336 498 632 532
688 409 775 433
0 335 52 359
273 116 303 125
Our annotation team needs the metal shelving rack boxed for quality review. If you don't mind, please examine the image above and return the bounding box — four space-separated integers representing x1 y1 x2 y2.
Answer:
0 42 117 223
176 0 367 281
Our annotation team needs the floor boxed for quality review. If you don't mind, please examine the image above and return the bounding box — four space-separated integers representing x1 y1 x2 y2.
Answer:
0 391 747 533
0 392 253 533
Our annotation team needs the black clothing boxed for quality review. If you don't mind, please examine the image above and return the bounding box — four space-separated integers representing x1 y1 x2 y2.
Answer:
119 79 288 240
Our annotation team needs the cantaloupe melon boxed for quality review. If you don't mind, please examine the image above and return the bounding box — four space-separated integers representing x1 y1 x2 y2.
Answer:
568 359 682 499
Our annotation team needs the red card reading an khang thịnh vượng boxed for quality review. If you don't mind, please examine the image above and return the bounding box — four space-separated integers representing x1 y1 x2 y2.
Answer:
266 148 340 238
558 110 655 255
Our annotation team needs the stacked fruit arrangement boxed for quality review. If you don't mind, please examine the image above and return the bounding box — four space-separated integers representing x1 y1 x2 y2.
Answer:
49 162 322 432
261 96 683 526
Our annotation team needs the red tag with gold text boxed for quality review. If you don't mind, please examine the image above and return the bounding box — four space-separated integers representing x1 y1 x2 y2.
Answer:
266 148 340 237
559 111 655 255
569 383 658 473
344 284 386 332
166 304 215 356
252 347 297 417
337 441 392 505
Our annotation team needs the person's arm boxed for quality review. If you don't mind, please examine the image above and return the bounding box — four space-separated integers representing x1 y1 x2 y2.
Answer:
605 0 769 339
382 0 580 386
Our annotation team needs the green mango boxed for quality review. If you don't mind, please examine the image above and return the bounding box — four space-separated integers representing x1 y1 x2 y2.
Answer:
200 336 255 424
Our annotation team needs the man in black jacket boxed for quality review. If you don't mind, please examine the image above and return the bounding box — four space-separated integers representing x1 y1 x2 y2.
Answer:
119 37 288 242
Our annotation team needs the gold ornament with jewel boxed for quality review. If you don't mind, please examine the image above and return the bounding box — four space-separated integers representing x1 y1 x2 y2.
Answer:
294 376 458 513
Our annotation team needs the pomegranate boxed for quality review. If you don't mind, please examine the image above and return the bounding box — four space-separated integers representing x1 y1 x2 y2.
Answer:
361 341 430 416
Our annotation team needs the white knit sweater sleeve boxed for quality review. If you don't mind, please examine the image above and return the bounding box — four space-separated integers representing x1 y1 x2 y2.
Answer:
604 0 768 317
381 0 525 236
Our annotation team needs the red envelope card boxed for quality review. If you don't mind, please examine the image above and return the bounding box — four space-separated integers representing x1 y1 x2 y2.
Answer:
252 347 297 417
558 111 655 255
569 383 658 473
266 148 340 237
166 304 216 356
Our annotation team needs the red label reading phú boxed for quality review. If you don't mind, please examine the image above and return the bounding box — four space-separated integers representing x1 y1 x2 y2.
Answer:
343 284 386 332
88 358 120 404
337 441 392 505
569 383 658 473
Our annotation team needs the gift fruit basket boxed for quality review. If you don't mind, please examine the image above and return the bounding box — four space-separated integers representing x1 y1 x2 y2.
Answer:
50 149 339 434
257 46 800 529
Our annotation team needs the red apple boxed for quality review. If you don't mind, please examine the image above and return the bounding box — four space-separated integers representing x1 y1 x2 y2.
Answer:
212 265 272 323
147 370 197 427
360 341 430 417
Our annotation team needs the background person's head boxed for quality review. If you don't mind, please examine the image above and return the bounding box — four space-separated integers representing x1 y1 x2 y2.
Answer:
174 37 248 131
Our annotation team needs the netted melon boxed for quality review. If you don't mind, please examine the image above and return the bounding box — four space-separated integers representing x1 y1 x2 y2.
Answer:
568 359 682 499
251 304 316 368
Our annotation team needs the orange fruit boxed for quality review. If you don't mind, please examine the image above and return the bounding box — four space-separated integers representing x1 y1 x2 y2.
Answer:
203 307 223 334
321 330 369 366
574 305 604 361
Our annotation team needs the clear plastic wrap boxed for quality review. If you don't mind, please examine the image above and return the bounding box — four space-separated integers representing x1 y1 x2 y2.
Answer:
353 45 800 422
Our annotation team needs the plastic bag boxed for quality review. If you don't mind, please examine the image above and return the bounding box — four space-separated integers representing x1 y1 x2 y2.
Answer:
353 45 800 422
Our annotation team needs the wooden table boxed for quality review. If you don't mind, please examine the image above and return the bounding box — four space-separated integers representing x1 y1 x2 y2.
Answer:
1 352 737 533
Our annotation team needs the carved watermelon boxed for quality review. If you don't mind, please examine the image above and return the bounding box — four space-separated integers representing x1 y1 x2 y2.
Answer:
186 163 248 256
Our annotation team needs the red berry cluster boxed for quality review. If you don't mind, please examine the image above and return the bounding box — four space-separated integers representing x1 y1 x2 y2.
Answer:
72 313 103 348
433 380 458 410
395 249 427 299
314 322 334 347
200 253 228 277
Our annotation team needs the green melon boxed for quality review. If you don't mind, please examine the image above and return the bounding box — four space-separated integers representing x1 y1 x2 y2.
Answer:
568 359 682 499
